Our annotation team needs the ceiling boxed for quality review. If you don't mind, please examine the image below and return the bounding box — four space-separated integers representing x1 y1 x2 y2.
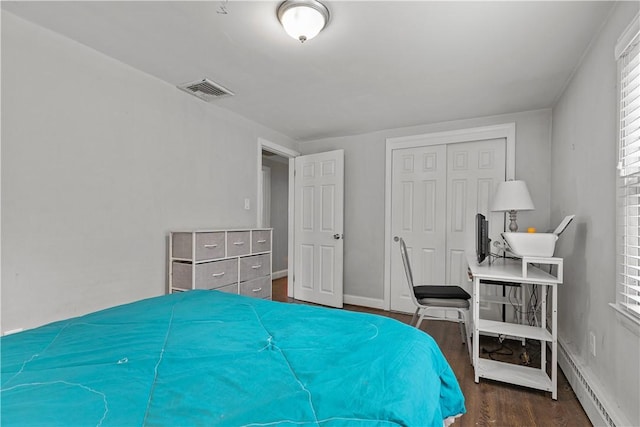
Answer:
2 1 615 142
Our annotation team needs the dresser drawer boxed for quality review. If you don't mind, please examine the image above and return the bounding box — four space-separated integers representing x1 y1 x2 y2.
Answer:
239 276 271 299
171 232 193 260
198 259 238 289
239 254 271 282
227 231 251 257
251 230 271 254
215 283 238 294
171 262 193 290
195 232 225 260
172 232 225 261
172 259 238 290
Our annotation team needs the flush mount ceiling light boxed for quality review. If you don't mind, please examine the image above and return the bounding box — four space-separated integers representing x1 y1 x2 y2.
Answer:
277 0 330 43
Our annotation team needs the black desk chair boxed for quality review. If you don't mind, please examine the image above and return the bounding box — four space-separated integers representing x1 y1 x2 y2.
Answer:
397 237 472 362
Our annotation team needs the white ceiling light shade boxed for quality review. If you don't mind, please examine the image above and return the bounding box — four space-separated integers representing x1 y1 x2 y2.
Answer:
277 0 329 43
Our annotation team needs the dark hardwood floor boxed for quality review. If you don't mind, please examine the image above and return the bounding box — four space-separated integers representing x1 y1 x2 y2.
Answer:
272 277 591 427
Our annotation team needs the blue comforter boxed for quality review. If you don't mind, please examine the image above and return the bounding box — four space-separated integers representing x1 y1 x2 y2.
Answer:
1 291 465 426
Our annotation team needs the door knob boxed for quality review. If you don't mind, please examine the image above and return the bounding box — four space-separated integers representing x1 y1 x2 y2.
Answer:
333 233 343 240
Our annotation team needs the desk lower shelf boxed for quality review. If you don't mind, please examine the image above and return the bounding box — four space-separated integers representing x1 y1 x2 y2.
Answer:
478 319 552 342
476 359 553 392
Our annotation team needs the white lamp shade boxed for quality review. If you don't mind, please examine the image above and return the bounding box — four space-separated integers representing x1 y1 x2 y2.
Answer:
491 180 535 212
278 1 329 43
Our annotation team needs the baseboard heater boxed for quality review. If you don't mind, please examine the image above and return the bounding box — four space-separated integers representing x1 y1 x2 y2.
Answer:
557 338 628 427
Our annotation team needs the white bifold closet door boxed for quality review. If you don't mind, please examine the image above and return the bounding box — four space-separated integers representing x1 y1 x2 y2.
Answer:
390 138 506 315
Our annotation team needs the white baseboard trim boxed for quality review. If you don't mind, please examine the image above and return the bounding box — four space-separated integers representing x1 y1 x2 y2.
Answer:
343 294 385 310
272 270 287 280
557 338 631 427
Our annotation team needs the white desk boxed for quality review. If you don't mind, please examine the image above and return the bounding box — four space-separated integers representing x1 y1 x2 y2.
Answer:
466 253 562 400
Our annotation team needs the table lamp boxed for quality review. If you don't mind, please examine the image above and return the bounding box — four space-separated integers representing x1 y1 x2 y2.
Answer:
491 180 534 232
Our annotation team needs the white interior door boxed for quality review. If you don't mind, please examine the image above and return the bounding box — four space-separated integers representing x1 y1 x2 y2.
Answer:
293 149 344 308
390 139 506 314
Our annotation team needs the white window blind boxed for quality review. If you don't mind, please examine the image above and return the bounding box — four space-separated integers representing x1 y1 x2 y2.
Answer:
617 15 640 320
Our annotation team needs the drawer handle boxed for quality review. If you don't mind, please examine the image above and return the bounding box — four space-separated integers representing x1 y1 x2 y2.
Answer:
252 287 263 293
233 241 245 246
212 272 225 278
251 264 262 269
257 239 267 243
203 244 218 248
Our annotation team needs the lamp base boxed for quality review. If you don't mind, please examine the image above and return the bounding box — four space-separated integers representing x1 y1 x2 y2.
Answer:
508 210 519 232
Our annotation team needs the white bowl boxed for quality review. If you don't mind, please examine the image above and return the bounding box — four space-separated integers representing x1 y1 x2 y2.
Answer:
501 232 558 257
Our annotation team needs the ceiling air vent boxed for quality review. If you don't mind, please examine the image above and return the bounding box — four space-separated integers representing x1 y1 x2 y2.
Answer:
177 78 234 102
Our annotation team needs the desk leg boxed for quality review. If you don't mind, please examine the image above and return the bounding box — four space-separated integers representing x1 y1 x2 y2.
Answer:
473 276 480 381
541 285 547 383
552 284 558 400
520 285 527 345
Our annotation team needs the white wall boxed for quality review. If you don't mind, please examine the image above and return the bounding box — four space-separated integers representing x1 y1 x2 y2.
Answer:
0 12 297 333
551 2 640 425
299 109 552 302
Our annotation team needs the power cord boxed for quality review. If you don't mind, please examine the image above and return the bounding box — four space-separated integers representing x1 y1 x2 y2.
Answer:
481 335 542 366
481 335 515 360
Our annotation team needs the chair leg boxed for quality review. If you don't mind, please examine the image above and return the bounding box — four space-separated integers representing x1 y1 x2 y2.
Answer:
410 308 420 327
458 312 466 344
415 311 427 329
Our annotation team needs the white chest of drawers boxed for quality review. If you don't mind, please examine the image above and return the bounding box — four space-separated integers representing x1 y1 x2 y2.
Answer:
169 228 272 300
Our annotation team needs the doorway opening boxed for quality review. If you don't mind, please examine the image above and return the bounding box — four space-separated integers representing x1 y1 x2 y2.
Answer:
258 140 345 307
257 138 299 299
261 150 289 300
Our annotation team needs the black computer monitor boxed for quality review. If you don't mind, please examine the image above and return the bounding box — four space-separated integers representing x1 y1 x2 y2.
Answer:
476 213 490 264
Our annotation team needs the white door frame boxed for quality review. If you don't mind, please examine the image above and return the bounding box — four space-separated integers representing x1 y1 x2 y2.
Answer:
383 123 516 311
261 165 271 227
257 138 300 297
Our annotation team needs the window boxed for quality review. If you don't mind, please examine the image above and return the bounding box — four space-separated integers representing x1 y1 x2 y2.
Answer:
616 14 640 320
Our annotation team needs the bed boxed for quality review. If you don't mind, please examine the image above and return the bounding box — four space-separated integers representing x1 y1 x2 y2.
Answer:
1 290 465 426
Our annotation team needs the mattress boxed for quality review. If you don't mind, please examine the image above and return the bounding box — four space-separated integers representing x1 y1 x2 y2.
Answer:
1 290 465 426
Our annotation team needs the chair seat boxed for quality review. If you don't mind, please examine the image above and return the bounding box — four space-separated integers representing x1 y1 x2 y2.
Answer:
414 285 471 300
417 297 470 309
